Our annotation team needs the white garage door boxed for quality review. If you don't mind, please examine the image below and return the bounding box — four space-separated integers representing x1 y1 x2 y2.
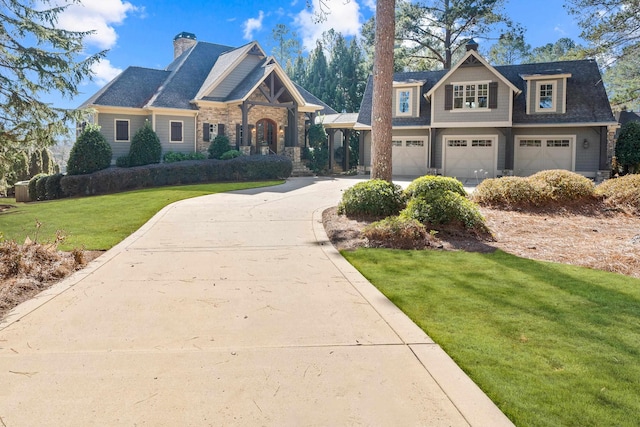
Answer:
444 137 496 179
515 137 573 176
392 138 428 176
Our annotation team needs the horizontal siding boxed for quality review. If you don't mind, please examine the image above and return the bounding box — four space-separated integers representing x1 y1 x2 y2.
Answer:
433 66 511 124
209 55 263 98
97 113 151 161
155 115 196 154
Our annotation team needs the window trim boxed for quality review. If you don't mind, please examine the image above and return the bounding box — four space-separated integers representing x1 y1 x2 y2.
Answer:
170 120 184 143
535 80 556 112
114 119 130 142
451 81 492 111
395 89 412 117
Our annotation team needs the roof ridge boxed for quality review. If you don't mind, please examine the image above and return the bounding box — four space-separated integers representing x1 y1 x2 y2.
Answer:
147 41 200 108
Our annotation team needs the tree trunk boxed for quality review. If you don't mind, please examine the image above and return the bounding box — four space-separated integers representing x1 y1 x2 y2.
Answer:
371 0 396 182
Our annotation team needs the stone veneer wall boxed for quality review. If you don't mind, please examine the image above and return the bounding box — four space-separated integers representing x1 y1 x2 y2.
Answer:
195 85 306 153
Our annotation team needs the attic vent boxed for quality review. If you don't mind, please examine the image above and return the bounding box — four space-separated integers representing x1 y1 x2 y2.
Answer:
461 55 482 67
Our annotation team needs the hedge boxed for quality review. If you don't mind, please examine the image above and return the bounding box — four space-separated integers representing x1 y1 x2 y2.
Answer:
60 155 292 197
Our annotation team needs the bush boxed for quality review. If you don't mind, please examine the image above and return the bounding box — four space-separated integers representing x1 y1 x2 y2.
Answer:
363 216 428 249
28 173 47 201
404 175 466 200
208 135 232 159
163 151 207 163
128 121 161 167
67 125 112 175
60 156 292 197
44 173 65 200
307 124 329 173
220 150 243 160
35 175 48 201
473 176 546 207
401 191 487 231
595 174 640 213
116 156 130 168
529 170 594 202
615 121 640 174
337 179 405 217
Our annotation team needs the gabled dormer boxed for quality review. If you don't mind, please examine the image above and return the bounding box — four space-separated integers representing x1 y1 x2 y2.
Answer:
521 71 571 115
426 42 521 128
393 79 424 118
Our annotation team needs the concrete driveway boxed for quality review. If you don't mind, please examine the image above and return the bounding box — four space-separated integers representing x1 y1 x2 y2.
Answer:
0 177 512 426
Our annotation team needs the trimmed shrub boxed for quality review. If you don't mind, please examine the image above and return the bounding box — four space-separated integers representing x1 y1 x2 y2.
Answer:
35 175 48 201
363 216 428 249
208 135 232 159
28 173 47 201
163 151 207 163
615 121 640 174
473 176 546 207
220 150 243 160
60 156 292 197
529 169 595 202
44 173 65 200
128 121 161 166
67 125 112 175
401 191 487 231
404 175 466 200
595 174 640 213
116 155 130 168
337 179 405 217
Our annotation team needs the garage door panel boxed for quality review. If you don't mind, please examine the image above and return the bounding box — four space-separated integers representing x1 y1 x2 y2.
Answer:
444 138 496 179
515 137 573 176
392 139 428 175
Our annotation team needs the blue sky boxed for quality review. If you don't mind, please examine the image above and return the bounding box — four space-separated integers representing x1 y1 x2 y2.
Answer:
52 0 584 109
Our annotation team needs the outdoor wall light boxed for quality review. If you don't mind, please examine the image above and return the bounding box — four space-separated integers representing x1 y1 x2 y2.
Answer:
583 138 589 149
279 125 284 133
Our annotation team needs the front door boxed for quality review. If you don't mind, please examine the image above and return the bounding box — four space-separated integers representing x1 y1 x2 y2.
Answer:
256 118 277 154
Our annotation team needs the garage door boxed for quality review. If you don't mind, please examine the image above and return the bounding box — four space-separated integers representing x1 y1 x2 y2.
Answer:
444 137 496 179
392 138 428 175
515 137 573 176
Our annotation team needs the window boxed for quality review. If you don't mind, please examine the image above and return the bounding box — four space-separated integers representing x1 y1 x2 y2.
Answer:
170 121 183 143
396 90 412 116
537 82 555 111
406 140 424 147
447 139 468 147
472 139 492 147
519 139 542 147
392 140 403 147
115 120 129 142
547 139 570 147
453 83 489 110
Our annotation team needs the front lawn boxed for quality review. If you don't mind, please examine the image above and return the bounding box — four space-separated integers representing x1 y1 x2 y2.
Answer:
0 181 282 251
343 249 640 427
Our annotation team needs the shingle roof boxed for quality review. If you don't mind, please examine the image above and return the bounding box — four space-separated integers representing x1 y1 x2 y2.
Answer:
616 110 640 126
293 83 338 115
80 67 170 108
357 59 614 128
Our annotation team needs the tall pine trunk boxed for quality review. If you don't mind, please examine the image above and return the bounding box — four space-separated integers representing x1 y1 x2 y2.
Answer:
371 0 395 182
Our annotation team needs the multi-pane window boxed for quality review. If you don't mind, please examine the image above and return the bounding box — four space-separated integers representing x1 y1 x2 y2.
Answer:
547 139 570 147
392 140 403 147
115 120 129 142
170 121 183 143
471 139 492 147
453 83 489 109
447 139 468 147
539 83 554 109
519 139 542 147
396 90 411 115
406 140 424 147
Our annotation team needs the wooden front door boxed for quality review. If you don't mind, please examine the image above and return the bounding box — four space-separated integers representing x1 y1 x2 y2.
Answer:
256 118 277 154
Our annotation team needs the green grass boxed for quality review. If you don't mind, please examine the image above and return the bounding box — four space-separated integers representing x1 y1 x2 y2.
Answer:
342 249 640 427
0 181 282 251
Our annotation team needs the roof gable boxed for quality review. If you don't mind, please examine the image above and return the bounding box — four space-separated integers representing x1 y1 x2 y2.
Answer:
426 49 521 98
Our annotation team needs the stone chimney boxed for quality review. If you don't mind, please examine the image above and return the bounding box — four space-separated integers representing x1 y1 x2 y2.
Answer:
466 39 479 52
173 32 197 59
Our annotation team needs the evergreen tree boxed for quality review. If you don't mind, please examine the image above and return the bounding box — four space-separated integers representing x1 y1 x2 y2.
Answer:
270 24 302 76
306 41 331 105
615 121 640 174
527 38 583 63
0 0 105 183
487 29 531 65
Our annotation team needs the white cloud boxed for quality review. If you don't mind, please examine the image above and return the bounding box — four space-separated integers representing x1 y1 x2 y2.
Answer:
243 11 265 40
554 26 568 36
293 0 363 52
55 0 138 50
362 0 376 11
90 58 123 85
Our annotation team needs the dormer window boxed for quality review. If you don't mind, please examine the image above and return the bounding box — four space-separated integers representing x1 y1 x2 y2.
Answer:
396 89 412 116
445 81 498 111
537 81 555 111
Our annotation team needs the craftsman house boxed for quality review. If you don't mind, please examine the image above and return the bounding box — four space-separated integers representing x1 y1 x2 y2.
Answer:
339 41 617 180
80 32 335 164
